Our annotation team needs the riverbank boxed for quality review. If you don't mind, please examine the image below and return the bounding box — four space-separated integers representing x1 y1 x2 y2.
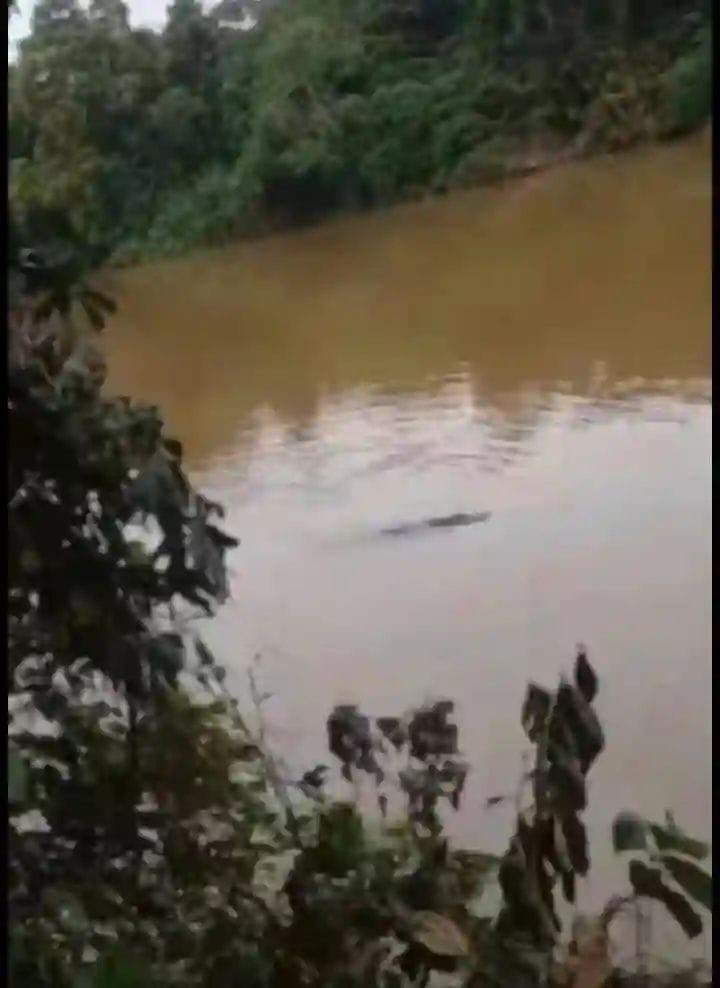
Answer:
111 18 713 264
108 123 710 271
9 2 710 267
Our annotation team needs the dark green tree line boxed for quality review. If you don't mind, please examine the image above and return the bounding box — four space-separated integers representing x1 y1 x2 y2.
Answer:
9 0 711 261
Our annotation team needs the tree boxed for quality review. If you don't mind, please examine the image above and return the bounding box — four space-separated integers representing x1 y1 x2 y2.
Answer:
31 0 85 38
7 224 249 985
8 0 711 260
164 0 219 93
88 0 129 33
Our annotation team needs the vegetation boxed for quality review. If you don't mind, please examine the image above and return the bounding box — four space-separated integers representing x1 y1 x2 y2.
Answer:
8 232 712 986
8 0 712 262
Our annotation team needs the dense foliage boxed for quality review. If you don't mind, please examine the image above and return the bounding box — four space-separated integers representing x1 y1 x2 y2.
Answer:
8 0 711 261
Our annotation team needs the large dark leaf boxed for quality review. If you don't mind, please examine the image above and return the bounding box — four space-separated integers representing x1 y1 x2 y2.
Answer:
659 854 712 911
561 869 575 904
313 803 365 876
376 716 407 750
327 705 372 767
650 817 710 860
556 682 604 773
548 749 586 812
574 647 598 703
149 632 185 684
629 859 703 939
409 702 458 758
562 813 589 876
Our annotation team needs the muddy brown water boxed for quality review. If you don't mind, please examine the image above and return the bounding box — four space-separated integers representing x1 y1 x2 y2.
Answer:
104 133 711 962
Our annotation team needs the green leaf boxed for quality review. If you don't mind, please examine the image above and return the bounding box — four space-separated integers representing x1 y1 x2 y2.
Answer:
548 748 586 812
151 632 184 680
659 854 712 911
312 803 365 876
562 812 589 876
574 647 598 703
628 859 703 939
555 682 604 773
612 812 648 852
650 820 709 860
8 746 28 804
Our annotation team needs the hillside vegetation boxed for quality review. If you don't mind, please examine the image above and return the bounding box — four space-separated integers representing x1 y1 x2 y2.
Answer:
9 0 711 261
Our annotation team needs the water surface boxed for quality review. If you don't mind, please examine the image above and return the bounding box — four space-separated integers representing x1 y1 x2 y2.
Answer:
104 133 711 959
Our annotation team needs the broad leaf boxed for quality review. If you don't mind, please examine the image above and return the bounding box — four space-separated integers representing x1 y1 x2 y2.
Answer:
659 853 712 911
548 749 586 812
574 647 598 703
629 859 703 939
376 716 406 750
555 683 604 773
563 812 590 876
650 820 709 860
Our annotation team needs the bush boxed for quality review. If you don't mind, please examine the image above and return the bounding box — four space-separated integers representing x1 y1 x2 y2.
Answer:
660 26 712 135
140 164 261 257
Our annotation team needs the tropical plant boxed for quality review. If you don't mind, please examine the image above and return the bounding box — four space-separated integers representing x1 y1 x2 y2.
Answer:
611 809 711 944
8 227 247 987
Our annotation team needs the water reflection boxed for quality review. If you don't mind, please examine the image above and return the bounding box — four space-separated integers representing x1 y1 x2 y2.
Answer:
103 133 710 471
199 370 710 518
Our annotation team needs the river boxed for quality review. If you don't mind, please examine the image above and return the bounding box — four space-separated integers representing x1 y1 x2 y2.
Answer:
103 133 711 961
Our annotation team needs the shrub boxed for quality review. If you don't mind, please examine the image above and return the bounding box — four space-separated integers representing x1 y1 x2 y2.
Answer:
660 26 712 135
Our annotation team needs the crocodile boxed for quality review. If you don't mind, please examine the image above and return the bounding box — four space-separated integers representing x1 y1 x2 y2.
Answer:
381 511 491 537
